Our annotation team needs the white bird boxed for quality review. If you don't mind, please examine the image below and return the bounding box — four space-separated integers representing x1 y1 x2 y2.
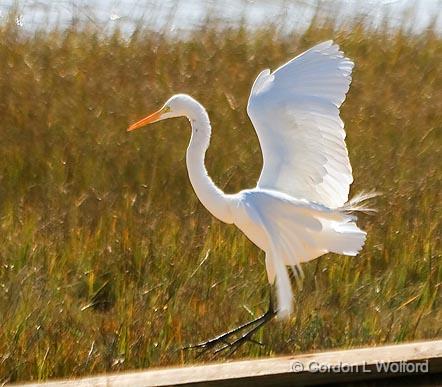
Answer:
128 41 374 352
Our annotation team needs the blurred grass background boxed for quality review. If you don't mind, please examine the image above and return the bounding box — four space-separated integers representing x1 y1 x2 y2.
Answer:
0 3 441 383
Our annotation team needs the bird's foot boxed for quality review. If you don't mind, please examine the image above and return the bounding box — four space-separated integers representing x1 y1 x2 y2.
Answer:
182 298 276 358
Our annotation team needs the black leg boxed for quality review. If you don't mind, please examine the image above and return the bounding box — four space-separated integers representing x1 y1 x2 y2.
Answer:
182 288 277 357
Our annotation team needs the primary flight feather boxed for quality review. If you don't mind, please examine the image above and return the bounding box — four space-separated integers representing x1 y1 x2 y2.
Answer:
248 40 354 208
128 41 372 321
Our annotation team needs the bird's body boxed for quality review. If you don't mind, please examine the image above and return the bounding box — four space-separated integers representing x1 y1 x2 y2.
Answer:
128 41 373 320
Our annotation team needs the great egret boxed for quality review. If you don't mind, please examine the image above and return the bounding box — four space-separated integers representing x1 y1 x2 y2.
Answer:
128 41 374 353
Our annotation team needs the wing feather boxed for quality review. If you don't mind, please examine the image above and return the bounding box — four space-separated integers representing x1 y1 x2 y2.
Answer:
247 41 354 208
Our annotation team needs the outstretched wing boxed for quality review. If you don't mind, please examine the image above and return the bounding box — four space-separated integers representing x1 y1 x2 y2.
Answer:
247 41 354 209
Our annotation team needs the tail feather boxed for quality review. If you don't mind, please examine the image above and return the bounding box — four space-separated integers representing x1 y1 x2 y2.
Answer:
247 190 378 319
341 190 380 214
319 218 367 256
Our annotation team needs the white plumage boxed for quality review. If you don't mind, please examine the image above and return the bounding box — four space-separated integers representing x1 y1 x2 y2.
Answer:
248 40 354 209
128 41 373 319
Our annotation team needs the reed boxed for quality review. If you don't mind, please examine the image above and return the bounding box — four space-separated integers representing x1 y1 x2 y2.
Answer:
0 8 440 383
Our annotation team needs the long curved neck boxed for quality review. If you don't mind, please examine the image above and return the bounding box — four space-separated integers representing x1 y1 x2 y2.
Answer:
185 101 233 224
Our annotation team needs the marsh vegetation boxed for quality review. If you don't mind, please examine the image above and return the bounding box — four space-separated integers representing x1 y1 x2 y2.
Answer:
0 7 440 383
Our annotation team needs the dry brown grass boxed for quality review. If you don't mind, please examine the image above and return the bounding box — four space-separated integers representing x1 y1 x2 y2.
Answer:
0 9 440 383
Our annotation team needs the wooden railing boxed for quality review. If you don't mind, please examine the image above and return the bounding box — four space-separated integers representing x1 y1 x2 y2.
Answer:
16 339 442 386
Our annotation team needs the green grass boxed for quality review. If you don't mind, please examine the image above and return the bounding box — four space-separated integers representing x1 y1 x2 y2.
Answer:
0 10 441 383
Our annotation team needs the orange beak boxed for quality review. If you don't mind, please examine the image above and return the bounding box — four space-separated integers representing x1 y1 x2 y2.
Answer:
127 108 164 132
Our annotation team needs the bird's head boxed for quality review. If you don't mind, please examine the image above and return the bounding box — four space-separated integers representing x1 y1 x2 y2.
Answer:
127 94 197 131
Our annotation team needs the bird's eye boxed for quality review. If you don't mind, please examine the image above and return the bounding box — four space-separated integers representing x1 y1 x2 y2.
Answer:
163 105 171 113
